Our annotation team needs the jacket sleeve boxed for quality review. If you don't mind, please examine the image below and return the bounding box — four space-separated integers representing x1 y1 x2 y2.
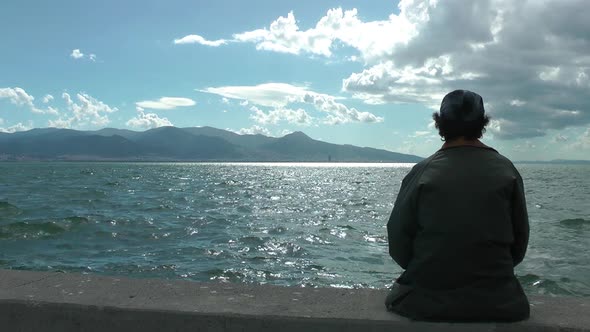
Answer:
387 166 421 270
510 172 529 266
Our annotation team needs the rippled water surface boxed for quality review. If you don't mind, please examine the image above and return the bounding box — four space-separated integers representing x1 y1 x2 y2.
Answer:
1 162 589 296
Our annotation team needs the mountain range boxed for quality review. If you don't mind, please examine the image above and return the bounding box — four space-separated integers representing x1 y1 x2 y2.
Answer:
0 126 423 162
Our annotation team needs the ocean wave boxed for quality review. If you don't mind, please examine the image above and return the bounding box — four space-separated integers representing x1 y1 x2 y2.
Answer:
63 216 90 224
258 240 305 257
238 235 267 247
336 225 356 230
267 226 287 235
559 218 589 226
0 201 22 217
0 216 89 239
0 221 65 239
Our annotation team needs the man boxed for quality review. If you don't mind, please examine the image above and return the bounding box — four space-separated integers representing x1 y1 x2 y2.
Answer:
385 90 530 322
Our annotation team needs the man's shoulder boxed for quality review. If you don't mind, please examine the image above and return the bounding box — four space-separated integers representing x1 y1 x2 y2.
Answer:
488 149 520 171
403 154 438 180
410 154 437 170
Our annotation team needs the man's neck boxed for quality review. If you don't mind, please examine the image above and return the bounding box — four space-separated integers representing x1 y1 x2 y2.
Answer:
441 137 488 149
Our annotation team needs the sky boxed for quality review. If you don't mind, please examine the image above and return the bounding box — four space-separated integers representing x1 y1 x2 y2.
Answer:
1 0 589 160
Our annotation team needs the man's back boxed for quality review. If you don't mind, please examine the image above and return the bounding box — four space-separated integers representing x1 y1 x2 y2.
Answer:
387 146 530 321
408 146 526 288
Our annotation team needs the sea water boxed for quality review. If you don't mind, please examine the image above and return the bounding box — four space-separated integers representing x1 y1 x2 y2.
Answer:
0 162 588 297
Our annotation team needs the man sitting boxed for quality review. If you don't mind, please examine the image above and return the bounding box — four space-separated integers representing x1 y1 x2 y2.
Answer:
385 90 530 322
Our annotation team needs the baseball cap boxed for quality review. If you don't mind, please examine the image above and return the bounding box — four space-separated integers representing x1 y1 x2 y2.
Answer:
439 90 485 122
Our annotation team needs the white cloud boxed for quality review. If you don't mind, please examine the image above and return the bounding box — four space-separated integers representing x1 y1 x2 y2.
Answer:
221 97 230 104
0 87 35 107
47 118 73 128
70 49 97 61
411 130 431 137
174 34 227 46
232 8 415 59
553 134 568 143
510 99 526 107
538 67 561 82
136 97 196 110
42 94 54 103
45 106 59 115
50 92 117 128
249 106 312 125
280 129 294 136
70 49 84 59
201 83 382 125
302 93 383 124
233 11 333 56
0 121 32 133
126 107 173 129
342 57 455 108
234 125 272 136
202 83 309 107
0 87 58 115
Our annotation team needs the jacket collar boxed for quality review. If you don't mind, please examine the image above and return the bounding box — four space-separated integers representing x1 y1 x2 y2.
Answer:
440 138 497 152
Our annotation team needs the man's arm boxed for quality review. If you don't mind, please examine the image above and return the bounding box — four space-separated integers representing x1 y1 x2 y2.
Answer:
387 167 420 270
511 173 529 266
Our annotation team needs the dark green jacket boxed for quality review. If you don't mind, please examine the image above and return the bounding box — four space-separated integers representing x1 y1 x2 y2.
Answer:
387 146 530 322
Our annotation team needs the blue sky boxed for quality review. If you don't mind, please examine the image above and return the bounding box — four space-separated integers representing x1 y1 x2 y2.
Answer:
1 0 589 160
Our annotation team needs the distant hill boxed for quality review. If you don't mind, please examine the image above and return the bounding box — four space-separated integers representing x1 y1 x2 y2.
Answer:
0 126 423 162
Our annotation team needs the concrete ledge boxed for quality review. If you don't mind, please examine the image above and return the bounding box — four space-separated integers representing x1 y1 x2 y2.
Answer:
0 269 588 331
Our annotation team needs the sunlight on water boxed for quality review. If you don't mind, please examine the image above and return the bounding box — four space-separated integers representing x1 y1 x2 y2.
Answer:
174 162 416 168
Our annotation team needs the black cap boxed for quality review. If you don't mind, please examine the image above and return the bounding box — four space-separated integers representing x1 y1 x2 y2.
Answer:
439 90 485 122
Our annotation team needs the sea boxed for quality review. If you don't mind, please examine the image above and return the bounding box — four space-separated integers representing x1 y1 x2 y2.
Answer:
0 162 588 297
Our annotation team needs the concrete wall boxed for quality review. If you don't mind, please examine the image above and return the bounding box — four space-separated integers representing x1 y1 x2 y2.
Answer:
1 269 588 332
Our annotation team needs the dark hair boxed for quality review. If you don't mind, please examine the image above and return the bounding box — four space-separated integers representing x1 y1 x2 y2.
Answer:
432 112 490 141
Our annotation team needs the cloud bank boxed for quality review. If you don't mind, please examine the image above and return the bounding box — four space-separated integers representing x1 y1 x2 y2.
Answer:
340 0 590 139
201 83 382 126
188 0 590 139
